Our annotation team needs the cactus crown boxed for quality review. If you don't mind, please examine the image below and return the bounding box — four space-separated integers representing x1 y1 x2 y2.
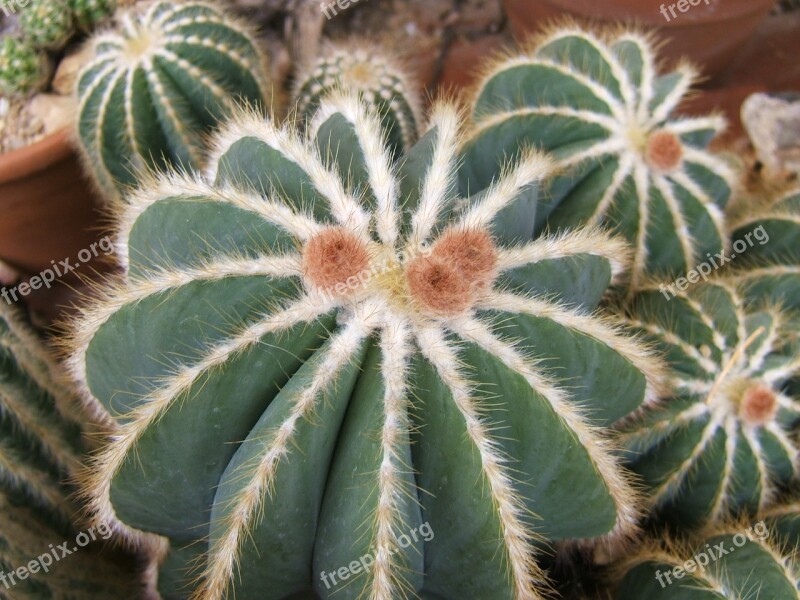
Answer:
461 25 736 293
0 36 51 97
76 0 270 203
68 91 666 600
619 281 800 528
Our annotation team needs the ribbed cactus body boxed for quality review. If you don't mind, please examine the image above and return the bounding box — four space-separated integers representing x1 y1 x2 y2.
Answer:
613 525 799 599
0 305 141 598
76 0 270 202
462 28 735 292
294 45 421 159
619 282 800 529
71 93 663 600
730 188 800 310
19 0 74 51
0 37 51 97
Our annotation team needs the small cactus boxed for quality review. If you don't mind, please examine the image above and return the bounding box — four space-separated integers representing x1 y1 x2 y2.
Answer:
612 523 799 599
294 43 422 158
461 26 736 292
69 0 116 31
68 93 664 600
618 281 800 529
76 0 271 203
0 36 51 97
19 0 75 51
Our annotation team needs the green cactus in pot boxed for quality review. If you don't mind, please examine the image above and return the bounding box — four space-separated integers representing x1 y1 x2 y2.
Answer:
618 281 800 530
75 0 271 203
461 26 736 293
68 92 664 600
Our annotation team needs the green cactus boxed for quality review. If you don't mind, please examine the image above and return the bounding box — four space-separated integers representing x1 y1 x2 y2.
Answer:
294 43 422 159
69 0 116 31
618 281 800 530
461 26 736 292
0 304 147 598
729 187 800 310
76 0 271 203
19 0 75 51
0 36 51 97
612 524 799 599
68 92 664 600
762 500 800 553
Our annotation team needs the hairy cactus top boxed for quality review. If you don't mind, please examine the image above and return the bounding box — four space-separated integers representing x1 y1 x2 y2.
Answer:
76 0 270 203
619 281 800 529
461 26 736 292
293 43 422 159
69 93 663 600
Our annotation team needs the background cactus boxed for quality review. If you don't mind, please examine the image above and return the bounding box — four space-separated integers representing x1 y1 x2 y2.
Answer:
293 43 422 159
69 92 664 600
618 281 800 529
0 304 146 598
19 0 75 51
69 0 116 32
461 26 736 292
612 523 799 599
76 0 271 203
0 36 51 97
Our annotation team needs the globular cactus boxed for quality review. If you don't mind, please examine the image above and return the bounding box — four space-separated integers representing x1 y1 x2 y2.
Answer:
293 43 422 159
19 0 75 51
0 304 147 598
0 36 51 97
729 187 800 310
762 499 800 554
618 281 800 529
612 523 799 599
76 0 271 203
69 92 664 600
69 0 116 31
461 26 736 292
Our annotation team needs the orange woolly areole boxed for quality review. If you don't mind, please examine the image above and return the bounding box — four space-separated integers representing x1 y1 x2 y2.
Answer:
645 130 683 172
740 383 778 425
302 227 370 295
406 228 498 315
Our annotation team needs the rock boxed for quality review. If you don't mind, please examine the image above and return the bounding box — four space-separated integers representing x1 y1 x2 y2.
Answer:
742 92 800 174
51 47 91 96
27 93 74 134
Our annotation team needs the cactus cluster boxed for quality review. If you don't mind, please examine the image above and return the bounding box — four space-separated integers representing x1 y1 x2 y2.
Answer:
0 36 51 98
462 27 736 293
293 44 422 159
19 0 75 51
0 304 143 597
69 0 116 32
75 0 271 203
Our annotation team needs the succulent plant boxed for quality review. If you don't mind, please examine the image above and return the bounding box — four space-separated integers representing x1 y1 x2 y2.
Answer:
293 43 422 159
76 0 271 203
0 36 51 97
461 26 736 293
618 281 800 530
612 523 799 599
69 0 116 31
729 187 800 310
69 93 664 600
0 304 144 597
19 0 75 51
762 499 800 553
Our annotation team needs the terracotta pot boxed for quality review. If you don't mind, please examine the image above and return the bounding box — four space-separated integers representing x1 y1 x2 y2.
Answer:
502 0 775 77
0 128 106 276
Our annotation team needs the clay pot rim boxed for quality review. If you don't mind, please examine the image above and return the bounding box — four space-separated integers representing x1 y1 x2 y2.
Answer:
0 128 74 185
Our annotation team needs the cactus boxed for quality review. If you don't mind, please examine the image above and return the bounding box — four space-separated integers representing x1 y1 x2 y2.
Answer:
618 281 800 530
68 92 665 600
729 187 800 310
0 36 51 97
69 0 116 31
19 0 75 51
76 0 271 203
294 43 422 159
612 523 799 599
762 500 800 553
0 304 147 597
461 26 736 292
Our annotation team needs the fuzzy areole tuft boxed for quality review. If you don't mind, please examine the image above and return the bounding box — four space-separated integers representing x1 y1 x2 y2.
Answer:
740 382 778 425
302 227 370 295
645 129 683 172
